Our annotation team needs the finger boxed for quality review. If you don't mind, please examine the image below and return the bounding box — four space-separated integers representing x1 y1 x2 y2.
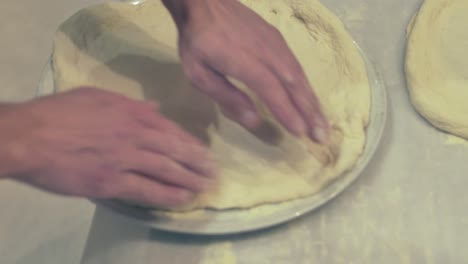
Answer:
128 151 213 192
266 39 330 142
73 87 136 105
186 63 261 129
137 129 216 178
130 103 205 146
285 78 329 143
125 100 159 116
132 114 217 179
116 173 195 208
138 111 204 146
141 100 159 111
206 53 307 137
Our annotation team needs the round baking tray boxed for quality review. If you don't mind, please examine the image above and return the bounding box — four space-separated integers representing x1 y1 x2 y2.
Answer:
37 45 386 235
36 1 387 235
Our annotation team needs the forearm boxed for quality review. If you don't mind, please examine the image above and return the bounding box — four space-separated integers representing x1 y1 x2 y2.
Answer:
0 103 14 113
0 103 29 179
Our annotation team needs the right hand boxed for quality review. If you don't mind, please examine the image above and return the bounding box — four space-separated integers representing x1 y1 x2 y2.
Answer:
164 0 330 142
1 87 216 208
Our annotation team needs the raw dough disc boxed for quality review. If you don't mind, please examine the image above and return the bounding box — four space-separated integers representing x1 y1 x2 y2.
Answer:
406 0 468 139
52 0 370 210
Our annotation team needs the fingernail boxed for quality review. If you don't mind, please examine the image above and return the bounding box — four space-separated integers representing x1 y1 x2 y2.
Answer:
311 127 329 144
241 110 259 128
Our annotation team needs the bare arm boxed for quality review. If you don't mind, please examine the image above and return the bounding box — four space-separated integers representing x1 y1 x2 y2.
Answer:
0 88 215 208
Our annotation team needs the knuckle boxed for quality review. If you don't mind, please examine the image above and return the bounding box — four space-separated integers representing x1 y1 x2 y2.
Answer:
170 140 187 158
155 160 174 176
287 60 305 75
115 123 137 139
137 189 160 205
270 27 284 39
278 63 306 90
184 65 207 88
86 172 114 198
123 117 141 131
281 71 298 86
146 131 169 151
189 178 207 192
189 33 224 55
109 118 139 140
260 85 285 103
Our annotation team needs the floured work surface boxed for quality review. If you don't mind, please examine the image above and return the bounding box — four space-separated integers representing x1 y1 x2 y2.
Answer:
52 0 371 211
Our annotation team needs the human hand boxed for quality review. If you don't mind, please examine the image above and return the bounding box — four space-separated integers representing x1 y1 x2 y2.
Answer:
164 0 329 143
0 87 215 208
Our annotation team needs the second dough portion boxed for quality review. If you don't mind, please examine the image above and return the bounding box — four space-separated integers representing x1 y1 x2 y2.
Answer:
406 0 468 139
52 0 370 210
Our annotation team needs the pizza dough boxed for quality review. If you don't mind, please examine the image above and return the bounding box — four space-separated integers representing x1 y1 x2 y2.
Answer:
406 0 468 139
52 0 370 210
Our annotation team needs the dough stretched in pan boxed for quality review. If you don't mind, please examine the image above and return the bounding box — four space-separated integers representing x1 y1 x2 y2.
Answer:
52 0 370 210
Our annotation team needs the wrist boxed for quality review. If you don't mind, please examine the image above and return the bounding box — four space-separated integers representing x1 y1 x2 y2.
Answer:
162 0 208 29
162 0 192 25
0 103 33 179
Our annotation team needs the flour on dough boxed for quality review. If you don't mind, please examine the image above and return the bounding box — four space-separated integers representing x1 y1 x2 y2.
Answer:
52 0 370 210
406 0 468 139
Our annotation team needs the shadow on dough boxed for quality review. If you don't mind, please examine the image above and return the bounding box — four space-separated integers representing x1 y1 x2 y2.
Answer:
59 5 284 146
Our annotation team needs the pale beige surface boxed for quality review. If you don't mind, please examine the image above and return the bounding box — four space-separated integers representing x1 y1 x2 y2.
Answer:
0 1 99 263
52 0 370 210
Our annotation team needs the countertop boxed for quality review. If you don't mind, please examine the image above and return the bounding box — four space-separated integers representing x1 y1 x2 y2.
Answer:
1 0 468 264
